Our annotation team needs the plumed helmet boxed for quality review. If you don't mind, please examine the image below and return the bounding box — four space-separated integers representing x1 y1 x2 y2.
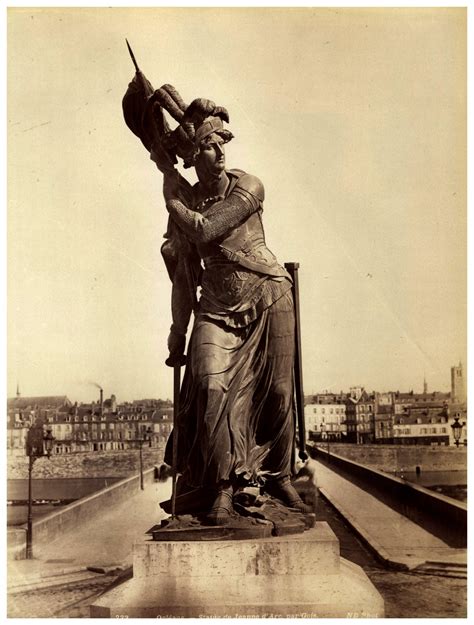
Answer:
148 86 233 168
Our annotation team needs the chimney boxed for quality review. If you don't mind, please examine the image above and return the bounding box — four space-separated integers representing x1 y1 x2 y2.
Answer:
100 388 104 416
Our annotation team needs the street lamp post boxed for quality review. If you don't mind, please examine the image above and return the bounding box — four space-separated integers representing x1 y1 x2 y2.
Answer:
320 423 330 459
451 415 465 448
25 422 54 559
138 426 153 490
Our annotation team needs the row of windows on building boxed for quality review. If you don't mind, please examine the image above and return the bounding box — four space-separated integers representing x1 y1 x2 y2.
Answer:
395 416 447 425
312 407 346 415
307 415 345 425
54 441 140 454
394 427 448 435
309 412 448 425
55 413 160 423
52 422 169 431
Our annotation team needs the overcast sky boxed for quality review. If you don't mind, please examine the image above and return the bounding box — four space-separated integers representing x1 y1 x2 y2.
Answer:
7 7 466 403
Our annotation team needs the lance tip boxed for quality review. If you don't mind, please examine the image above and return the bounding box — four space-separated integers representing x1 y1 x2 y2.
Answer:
125 38 140 73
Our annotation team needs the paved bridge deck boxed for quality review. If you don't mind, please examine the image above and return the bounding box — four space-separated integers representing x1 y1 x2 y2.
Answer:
8 481 170 591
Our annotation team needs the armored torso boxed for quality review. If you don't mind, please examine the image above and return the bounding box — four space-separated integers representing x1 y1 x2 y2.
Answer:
193 170 291 328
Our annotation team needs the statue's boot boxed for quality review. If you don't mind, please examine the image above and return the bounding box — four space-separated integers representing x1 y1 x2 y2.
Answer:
206 486 234 526
264 475 313 514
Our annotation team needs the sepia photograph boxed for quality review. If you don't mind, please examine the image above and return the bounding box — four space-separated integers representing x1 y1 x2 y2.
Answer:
6 4 467 619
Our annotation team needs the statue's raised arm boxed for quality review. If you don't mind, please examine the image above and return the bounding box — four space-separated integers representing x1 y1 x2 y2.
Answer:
122 44 201 365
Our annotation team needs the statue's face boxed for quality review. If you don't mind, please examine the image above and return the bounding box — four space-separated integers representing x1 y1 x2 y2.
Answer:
195 132 226 181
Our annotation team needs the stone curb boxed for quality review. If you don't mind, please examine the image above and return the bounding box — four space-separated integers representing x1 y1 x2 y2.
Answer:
8 570 107 594
8 561 129 587
8 563 88 585
87 565 127 575
8 559 132 595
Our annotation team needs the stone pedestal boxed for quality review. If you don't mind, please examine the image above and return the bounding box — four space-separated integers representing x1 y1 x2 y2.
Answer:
91 522 384 618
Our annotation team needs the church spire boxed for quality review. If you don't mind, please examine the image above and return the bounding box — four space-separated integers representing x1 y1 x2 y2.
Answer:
16 382 20 398
423 374 427 395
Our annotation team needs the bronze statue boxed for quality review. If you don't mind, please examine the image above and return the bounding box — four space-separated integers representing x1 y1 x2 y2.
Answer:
123 50 311 526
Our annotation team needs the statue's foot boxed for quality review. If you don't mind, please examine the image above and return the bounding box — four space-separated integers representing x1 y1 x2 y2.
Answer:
206 488 234 526
264 476 313 514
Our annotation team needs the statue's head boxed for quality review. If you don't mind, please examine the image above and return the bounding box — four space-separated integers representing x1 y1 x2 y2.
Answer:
192 117 234 182
149 86 233 173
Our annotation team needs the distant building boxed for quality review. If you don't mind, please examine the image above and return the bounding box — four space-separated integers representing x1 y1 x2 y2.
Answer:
344 388 376 444
304 392 347 442
373 393 394 443
393 409 450 445
377 382 465 446
7 396 73 456
389 390 454 445
7 392 173 456
449 361 467 445
393 390 451 415
451 361 466 404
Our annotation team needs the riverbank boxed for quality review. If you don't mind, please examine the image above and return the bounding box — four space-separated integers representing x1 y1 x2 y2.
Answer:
388 470 467 502
7 447 165 479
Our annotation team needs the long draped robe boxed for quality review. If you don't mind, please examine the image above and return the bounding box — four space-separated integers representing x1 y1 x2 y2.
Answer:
164 171 296 491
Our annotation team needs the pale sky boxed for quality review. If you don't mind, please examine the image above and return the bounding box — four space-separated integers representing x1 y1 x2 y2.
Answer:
7 7 466 403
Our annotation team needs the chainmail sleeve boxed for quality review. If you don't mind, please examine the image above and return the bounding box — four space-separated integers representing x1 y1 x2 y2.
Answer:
166 185 260 244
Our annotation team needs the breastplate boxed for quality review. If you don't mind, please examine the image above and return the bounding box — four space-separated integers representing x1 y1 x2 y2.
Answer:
203 212 289 278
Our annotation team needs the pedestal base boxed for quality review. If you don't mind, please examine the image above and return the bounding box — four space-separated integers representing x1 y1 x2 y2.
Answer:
91 522 384 618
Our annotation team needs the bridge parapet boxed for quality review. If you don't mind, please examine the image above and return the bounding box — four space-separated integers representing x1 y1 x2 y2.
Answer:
309 445 466 548
9 467 156 559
